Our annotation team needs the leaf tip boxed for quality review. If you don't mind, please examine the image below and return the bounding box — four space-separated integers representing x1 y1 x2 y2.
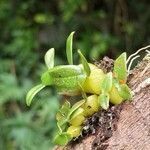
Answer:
26 92 32 106
44 48 55 69
78 49 91 76
25 84 45 107
66 31 75 65
71 31 75 35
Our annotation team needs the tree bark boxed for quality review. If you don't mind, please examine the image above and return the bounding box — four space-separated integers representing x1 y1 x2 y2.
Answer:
55 55 150 150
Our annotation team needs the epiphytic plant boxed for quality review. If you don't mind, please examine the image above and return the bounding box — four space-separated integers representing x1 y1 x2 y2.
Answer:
26 32 148 146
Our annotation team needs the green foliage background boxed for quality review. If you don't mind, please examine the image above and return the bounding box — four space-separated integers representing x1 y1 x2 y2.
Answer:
0 0 149 149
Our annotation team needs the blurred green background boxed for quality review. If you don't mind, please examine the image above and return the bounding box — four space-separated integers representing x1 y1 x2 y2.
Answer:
0 0 149 149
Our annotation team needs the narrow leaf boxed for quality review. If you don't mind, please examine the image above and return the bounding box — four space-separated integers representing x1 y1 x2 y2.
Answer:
57 121 68 133
68 100 85 118
57 122 63 133
113 52 127 83
60 101 71 116
78 49 91 76
77 81 87 100
26 84 45 106
101 72 112 92
99 92 109 110
118 84 133 100
53 133 71 146
56 101 71 131
56 101 70 122
66 32 75 65
44 48 55 69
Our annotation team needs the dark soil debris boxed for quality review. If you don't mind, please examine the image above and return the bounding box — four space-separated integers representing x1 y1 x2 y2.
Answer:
70 105 123 150
68 57 123 149
56 55 149 150
95 56 114 73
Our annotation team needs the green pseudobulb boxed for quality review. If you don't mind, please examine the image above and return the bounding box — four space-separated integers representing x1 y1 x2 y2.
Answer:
82 95 99 116
67 126 82 138
82 64 105 94
69 107 85 126
26 31 133 147
109 85 123 104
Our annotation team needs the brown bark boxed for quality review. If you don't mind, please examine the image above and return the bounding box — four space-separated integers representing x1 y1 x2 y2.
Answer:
55 55 150 150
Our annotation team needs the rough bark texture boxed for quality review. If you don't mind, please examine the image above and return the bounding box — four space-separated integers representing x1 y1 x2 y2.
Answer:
55 56 150 150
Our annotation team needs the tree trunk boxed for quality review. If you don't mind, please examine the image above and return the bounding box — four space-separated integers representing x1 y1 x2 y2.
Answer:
55 54 150 150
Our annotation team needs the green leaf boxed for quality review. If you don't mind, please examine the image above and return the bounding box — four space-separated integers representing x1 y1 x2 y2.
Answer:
101 72 112 92
56 101 71 131
113 79 133 100
53 132 71 146
118 84 133 100
78 49 91 76
26 84 45 106
57 121 68 133
44 48 55 69
99 92 109 110
56 101 71 122
56 122 62 133
66 31 75 65
68 100 85 118
60 101 71 116
41 71 53 85
77 81 87 100
113 52 127 82
113 78 120 89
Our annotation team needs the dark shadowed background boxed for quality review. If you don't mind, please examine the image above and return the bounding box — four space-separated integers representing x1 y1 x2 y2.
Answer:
0 0 149 149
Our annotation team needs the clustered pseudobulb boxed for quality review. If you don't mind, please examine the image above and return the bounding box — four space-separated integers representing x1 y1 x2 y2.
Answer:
26 32 150 146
